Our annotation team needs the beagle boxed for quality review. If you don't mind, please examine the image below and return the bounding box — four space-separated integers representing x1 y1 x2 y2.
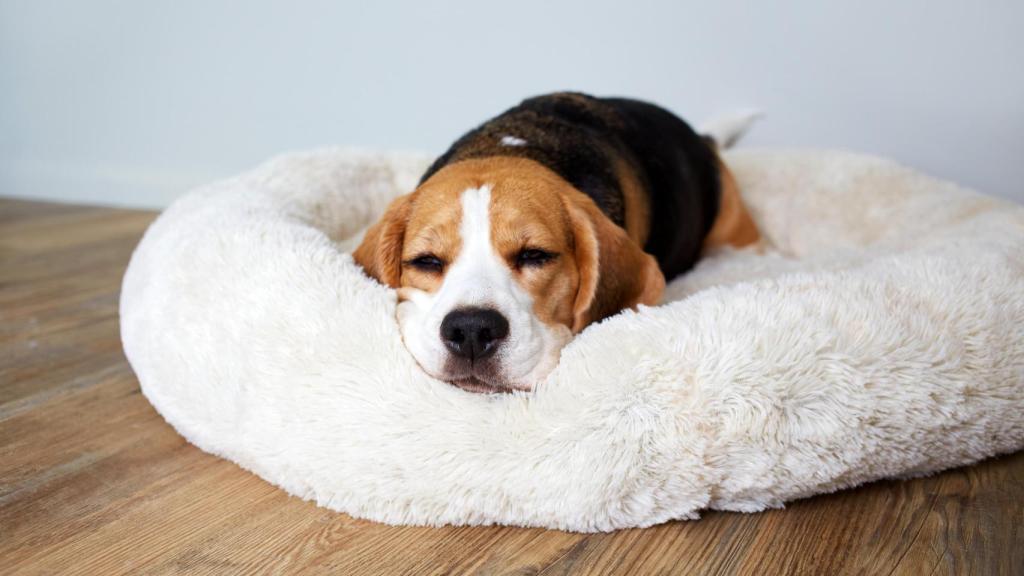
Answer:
355 92 759 393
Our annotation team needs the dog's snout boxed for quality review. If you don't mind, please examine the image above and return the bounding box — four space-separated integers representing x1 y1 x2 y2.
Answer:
440 307 509 361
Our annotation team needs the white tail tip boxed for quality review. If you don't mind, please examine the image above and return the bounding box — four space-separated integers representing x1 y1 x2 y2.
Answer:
699 109 764 149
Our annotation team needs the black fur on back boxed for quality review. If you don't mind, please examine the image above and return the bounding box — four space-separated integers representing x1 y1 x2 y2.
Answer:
419 92 720 280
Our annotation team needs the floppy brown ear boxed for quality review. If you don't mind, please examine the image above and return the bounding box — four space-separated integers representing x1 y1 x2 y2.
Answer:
564 193 665 333
352 193 413 288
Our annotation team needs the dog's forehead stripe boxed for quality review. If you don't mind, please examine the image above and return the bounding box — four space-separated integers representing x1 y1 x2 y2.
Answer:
459 185 492 259
432 184 513 308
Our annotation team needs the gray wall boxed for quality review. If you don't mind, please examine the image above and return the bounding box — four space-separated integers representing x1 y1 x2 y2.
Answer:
2 0 1021 209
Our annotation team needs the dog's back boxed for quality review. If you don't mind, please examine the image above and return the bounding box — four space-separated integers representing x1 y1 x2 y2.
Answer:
420 92 722 280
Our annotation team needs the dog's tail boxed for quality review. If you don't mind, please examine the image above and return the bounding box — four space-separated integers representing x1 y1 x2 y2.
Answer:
699 109 763 149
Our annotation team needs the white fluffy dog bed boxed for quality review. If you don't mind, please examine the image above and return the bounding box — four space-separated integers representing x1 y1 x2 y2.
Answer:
120 148 1024 532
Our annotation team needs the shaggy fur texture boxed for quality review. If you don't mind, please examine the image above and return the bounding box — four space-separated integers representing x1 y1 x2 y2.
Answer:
120 148 1024 532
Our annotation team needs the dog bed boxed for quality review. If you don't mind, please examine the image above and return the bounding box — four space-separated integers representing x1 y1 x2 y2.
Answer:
120 148 1024 532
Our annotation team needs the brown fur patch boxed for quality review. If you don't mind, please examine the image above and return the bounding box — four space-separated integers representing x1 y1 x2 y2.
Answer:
703 154 761 251
561 189 664 331
352 194 413 288
398 183 464 296
488 175 579 329
613 155 651 246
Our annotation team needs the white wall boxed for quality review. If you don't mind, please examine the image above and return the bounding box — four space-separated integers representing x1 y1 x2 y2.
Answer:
2 0 1022 209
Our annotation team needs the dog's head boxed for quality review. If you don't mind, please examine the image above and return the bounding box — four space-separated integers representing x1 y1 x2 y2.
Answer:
353 156 663 393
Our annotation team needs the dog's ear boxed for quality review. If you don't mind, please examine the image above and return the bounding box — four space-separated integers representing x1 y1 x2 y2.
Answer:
352 193 414 288
564 193 665 333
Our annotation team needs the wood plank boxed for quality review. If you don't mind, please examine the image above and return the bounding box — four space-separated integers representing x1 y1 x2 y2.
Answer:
1 198 1021 575
0 198 107 226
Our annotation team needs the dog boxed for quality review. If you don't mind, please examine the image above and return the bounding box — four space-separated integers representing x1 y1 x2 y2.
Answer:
354 92 760 393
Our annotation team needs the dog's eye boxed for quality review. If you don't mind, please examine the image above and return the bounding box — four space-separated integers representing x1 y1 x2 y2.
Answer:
515 248 556 268
406 254 445 273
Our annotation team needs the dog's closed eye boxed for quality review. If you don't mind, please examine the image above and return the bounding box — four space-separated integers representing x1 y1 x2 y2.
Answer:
405 254 445 273
513 248 557 269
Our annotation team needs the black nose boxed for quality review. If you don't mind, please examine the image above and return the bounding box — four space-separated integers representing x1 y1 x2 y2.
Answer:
440 307 510 361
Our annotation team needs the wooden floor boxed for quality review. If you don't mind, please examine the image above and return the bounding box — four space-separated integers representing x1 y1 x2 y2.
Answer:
1 197 1022 575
